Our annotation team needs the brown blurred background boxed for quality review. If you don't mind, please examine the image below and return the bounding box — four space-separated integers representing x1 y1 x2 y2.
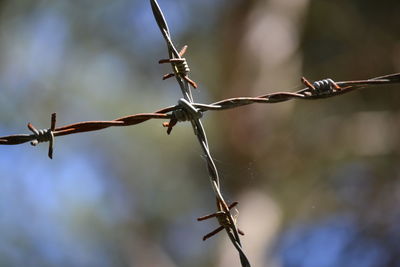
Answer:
0 0 399 266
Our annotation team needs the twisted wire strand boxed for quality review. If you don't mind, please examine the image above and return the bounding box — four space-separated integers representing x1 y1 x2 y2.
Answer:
0 73 398 144
0 111 173 145
150 1 249 266
193 73 400 111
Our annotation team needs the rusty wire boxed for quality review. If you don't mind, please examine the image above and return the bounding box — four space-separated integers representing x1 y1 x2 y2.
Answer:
0 0 400 266
1 73 398 147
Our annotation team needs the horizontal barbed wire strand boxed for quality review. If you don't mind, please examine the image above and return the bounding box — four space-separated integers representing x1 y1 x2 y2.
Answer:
0 109 174 145
196 73 400 110
0 73 398 144
0 72 399 185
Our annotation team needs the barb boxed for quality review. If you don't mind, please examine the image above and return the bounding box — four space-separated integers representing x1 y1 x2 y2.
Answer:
150 0 196 101
197 201 245 241
27 113 56 159
159 45 198 89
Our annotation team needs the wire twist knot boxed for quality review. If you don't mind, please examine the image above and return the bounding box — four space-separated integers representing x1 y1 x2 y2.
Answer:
159 45 198 88
173 98 203 122
29 128 53 145
27 113 56 159
164 98 203 134
301 77 341 95
197 201 244 241
174 57 190 75
313 78 338 92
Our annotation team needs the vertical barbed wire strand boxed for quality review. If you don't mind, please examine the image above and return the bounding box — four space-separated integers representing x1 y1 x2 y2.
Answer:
149 1 251 266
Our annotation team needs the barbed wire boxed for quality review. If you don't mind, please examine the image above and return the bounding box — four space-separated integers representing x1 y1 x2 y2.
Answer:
1 0 400 265
149 0 250 265
2 74 398 148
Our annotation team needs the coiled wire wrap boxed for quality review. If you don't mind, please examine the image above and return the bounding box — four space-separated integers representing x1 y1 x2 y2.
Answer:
26 113 56 159
29 128 54 146
173 58 190 76
313 78 337 92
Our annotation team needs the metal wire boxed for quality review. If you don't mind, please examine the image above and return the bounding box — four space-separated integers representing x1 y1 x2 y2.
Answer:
0 0 399 265
150 0 252 265
2 72 397 143
150 0 250 265
150 0 194 102
2 72 397 144
0 110 173 144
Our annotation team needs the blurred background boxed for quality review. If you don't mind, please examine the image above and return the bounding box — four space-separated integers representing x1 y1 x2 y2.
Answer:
0 0 399 266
